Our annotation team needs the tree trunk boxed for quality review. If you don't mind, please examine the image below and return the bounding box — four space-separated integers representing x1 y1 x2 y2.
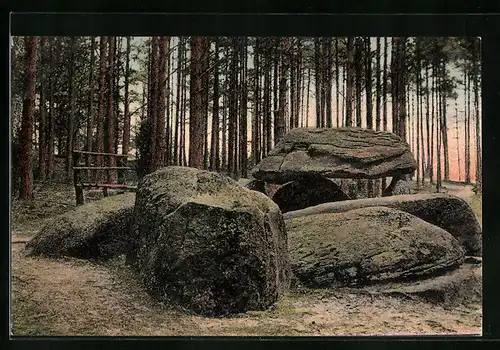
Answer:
425 66 431 182
364 37 374 197
306 65 311 128
211 38 221 171
239 37 248 177
441 59 449 180
252 38 260 165
66 37 77 182
365 37 373 130
156 37 167 168
473 39 481 188
354 38 363 128
96 37 107 181
271 39 278 150
228 39 239 176
38 37 47 181
375 37 381 132
465 69 471 184
314 38 322 128
166 38 173 165
122 37 131 156
85 37 96 180
335 38 340 128
174 38 183 165
189 37 207 169
106 37 117 183
277 38 290 143
345 37 354 127
18 36 37 200
326 38 333 128
46 37 55 179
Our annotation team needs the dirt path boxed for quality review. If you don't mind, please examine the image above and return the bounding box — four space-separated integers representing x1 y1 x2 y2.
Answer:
440 182 475 201
11 241 482 336
10 184 482 336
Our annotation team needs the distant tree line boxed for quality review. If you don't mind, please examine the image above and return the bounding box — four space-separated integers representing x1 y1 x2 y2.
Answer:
11 36 481 200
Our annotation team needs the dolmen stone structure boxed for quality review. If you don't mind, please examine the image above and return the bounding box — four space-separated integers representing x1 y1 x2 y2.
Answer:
251 127 417 211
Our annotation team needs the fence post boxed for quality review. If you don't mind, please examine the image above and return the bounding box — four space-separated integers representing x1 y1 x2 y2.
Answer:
73 151 84 205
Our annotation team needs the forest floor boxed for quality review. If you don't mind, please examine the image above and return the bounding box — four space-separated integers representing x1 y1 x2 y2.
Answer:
10 181 482 336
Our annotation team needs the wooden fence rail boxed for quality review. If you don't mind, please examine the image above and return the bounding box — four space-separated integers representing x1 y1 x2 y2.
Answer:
72 150 137 205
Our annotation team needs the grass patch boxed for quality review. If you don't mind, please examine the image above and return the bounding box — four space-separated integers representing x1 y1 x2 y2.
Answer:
468 194 482 226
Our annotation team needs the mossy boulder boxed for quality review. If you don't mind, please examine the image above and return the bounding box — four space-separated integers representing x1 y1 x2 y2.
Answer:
251 127 416 184
287 206 465 288
284 193 482 256
26 193 136 260
272 177 350 213
128 166 291 316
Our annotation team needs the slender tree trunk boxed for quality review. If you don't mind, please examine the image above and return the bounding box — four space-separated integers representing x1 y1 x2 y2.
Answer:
382 37 388 132
314 38 322 127
166 38 173 165
425 66 431 182
96 37 107 181
335 38 340 128
375 37 381 132
46 38 55 179
66 37 77 181
122 37 131 156
271 39 278 149
155 37 167 168
306 65 311 128
345 37 354 127
436 64 442 192
326 38 333 128
18 36 37 200
85 37 96 179
441 59 449 180
365 37 373 130
211 37 220 171
455 101 462 181
228 39 239 176
239 37 248 177
252 38 260 165
106 37 117 183
465 69 471 184
391 38 398 134
263 40 271 155
419 65 426 185
181 46 188 167
354 38 363 128
38 37 47 181
114 38 121 156
473 39 481 188
189 37 206 169
221 65 228 171
430 66 435 184
174 38 182 165
277 38 290 143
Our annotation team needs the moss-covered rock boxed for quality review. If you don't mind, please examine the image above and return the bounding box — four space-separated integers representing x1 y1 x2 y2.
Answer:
25 193 136 260
128 166 291 316
284 193 482 256
287 206 465 288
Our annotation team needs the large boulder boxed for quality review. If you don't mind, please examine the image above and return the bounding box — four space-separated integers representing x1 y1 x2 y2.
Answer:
128 166 291 316
26 193 136 260
251 127 416 184
284 193 482 256
287 206 466 288
272 177 350 213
